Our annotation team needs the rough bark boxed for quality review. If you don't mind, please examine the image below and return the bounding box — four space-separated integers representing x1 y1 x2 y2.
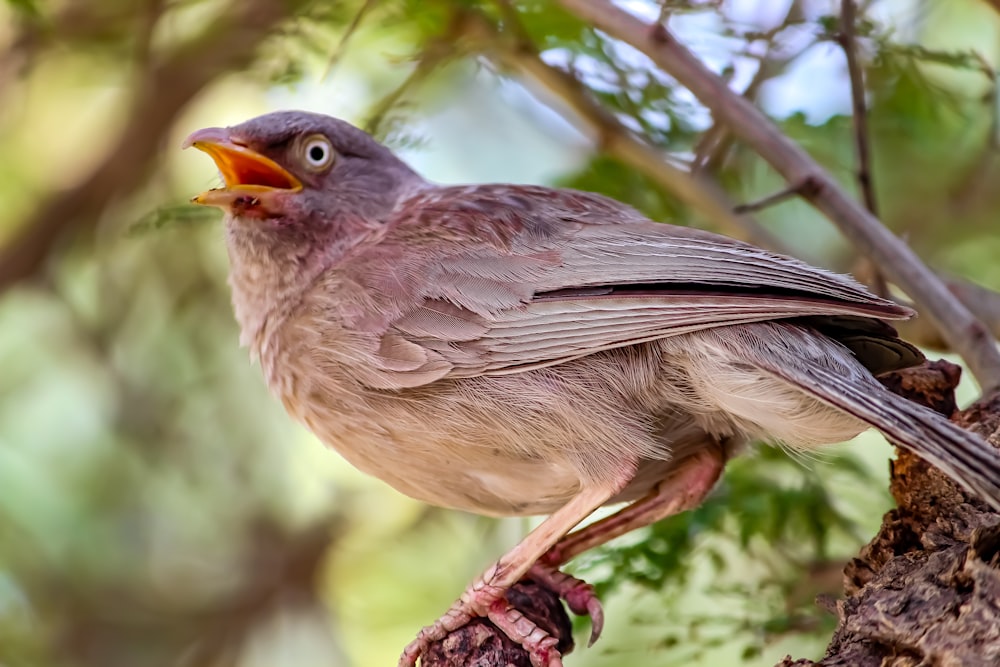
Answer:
778 362 1000 667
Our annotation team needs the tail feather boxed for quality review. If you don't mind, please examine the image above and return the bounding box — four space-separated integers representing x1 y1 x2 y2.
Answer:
758 360 1000 511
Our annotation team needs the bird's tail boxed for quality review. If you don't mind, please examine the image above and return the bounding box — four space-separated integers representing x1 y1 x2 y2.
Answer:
757 359 1000 511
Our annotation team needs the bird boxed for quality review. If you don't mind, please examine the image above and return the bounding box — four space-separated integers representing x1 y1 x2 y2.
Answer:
184 110 1000 667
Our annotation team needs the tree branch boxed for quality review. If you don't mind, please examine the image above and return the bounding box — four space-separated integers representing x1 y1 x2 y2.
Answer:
982 0 1000 17
838 0 878 219
732 180 818 215
837 0 889 298
897 276 1000 352
556 0 1000 393
778 362 1000 666
0 0 306 294
693 0 807 174
465 10 786 251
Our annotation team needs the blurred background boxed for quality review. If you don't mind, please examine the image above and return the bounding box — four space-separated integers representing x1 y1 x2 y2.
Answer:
1 1 999 665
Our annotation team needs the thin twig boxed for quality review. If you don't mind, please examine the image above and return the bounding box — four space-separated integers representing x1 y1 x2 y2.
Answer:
321 0 379 80
838 0 878 218
733 179 818 214
132 0 166 71
364 16 465 137
469 10 787 251
983 0 1000 18
0 13 42 108
555 0 1000 392
895 276 1000 352
693 0 807 174
838 0 889 297
947 52 999 210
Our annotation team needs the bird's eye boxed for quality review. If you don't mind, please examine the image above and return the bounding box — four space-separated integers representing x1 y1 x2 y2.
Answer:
301 134 335 171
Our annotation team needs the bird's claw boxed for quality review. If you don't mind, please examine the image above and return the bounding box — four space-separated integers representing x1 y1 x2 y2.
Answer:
399 579 566 667
529 562 605 645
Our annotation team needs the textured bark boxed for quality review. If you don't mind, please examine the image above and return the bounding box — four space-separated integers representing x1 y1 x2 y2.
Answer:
778 362 1000 667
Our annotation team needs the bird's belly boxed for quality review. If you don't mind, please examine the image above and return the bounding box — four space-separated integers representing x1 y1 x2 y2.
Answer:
323 421 585 516
285 393 585 516
264 336 722 517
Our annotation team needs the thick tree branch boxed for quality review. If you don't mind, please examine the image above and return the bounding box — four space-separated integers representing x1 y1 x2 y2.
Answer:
983 0 1000 17
474 5 1000 353
0 0 305 294
779 362 1000 666
556 0 1000 393
897 276 1000 352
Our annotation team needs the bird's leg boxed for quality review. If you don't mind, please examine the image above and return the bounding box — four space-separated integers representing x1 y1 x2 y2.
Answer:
544 446 725 569
399 474 632 667
545 448 724 568
510 447 724 650
473 447 724 654
515 448 722 649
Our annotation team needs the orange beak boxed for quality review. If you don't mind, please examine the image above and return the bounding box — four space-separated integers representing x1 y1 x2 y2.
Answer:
183 127 302 208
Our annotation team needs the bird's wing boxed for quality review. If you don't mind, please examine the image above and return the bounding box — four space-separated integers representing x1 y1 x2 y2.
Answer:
337 184 913 389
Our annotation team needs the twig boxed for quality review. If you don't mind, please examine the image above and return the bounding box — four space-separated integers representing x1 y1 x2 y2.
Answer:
693 49 804 174
837 0 889 297
556 0 1000 392
0 13 43 108
364 17 463 137
838 0 878 218
947 52 999 211
733 179 818 214
132 0 166 71
0 0 306 294
321 0 379 80
983 0 1000 18
467 10 787 251
693 0 807 174
944 277 1000 340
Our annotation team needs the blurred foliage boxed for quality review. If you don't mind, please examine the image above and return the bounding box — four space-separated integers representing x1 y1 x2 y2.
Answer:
2 1 1000 666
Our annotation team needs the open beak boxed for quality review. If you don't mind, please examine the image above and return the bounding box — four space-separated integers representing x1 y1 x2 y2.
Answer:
183 127 302 209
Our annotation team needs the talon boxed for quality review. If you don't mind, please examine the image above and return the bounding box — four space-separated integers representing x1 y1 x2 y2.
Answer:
561 580 603 645
586 596 604 646
528 562 605 646
488 599 565 666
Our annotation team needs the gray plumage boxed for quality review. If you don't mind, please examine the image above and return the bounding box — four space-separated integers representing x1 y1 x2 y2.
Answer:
186 109 1000 666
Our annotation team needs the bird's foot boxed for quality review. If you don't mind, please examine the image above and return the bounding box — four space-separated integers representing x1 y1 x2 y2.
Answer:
528 563 604 645
398 577 564 667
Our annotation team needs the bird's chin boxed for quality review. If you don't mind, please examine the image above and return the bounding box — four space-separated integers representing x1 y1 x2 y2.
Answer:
191 186 292 219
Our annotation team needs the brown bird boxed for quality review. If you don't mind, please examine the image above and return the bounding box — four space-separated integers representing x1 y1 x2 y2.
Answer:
185 110 1000 667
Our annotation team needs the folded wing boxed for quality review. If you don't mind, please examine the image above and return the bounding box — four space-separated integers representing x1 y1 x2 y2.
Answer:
339 184 913 389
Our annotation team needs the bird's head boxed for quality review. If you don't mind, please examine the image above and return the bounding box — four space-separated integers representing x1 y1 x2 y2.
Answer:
184 110 423 226
183 111 423 346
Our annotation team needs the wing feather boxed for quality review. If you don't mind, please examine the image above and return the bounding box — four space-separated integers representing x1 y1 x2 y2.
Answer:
335 184 912 389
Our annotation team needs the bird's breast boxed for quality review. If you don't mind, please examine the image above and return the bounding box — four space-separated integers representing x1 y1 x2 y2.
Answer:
257 318 587 516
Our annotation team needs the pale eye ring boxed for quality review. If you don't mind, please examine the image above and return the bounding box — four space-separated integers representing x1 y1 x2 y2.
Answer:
301 135 334 170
